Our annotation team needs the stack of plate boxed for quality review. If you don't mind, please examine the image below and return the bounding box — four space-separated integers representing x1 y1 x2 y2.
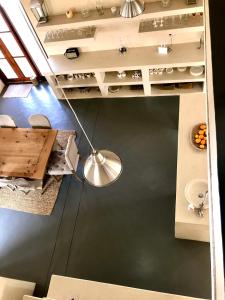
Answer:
190 66 204 76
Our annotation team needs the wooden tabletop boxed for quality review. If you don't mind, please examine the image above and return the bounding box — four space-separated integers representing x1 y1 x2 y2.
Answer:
0 128 57 180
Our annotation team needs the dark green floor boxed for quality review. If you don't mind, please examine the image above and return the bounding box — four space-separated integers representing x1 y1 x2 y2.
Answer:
0 84 211 298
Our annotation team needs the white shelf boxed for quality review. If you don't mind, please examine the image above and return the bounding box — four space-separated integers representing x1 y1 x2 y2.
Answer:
104 71 142 86
47 43 205 75
37 0 204 31
62 88 102 99
107 86 144 98
151 82 203 96
139 14 204 34
55 78 98 88
149 69 205 83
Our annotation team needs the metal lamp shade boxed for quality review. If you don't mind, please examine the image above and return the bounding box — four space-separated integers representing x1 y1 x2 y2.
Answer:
120 0 144 18
84 150 122 187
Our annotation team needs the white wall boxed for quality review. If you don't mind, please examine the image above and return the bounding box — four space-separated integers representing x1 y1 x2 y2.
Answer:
1 0 50 75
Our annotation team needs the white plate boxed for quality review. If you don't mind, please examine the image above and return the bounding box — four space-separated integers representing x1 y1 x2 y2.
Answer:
190 66 204 76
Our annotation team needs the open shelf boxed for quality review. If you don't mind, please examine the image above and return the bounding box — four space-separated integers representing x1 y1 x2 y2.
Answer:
55 78 98 88
104 71 142 86
107 85 144 98
37 0 204 31
48 43 205 75
151 82 203 96
62 87 102 99
44 26 96 44
149 68 205 83
139 14 204 34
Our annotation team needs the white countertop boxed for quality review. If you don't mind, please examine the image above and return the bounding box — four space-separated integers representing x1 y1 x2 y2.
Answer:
47 275 206 300
175 93 209 241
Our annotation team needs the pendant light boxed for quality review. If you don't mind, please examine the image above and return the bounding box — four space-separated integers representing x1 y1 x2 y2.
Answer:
54 78 122 188
25 2 122 187
120 0 144 18
45 65 122 188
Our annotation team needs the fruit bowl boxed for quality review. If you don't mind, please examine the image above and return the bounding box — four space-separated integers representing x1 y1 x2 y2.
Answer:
191 123 207 151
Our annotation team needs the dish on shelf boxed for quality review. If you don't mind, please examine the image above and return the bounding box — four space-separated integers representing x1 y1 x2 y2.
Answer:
108 86 121 93
191 123 207 150
78 87 91 93
166 67 173 74
67 74 74 80
132 70 142 79
56 75 65 81
117 71 126 79
177 67 187 72
190 66 204 76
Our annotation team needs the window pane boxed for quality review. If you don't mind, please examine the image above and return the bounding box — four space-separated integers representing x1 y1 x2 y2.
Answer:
15 57 35 77
0 59 17 78
0 50 5 58
0 32 23 57
0 14 9 32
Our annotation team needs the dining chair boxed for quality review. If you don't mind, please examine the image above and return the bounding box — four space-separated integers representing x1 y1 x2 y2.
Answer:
46 134 81 182
28 114 51 129
0 115 16 128
0 177 42 194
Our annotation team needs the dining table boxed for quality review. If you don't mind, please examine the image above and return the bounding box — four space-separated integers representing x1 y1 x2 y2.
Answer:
0 128 57 180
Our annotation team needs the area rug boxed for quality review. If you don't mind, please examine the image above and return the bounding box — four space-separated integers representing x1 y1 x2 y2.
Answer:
0 130 76 215
3 84 33 98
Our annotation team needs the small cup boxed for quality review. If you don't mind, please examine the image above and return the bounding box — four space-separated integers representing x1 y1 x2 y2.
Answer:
111 6 117 15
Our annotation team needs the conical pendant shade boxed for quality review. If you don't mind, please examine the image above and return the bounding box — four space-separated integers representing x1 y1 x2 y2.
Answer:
120 0 144 18
84 150 122 187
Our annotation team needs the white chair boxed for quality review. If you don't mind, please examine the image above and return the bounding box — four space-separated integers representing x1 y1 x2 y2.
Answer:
0 177 42 194
28 114 51 129
0 115 16 128
46 134 81 182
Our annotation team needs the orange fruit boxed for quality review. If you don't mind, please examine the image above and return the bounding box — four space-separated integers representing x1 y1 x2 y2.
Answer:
201 140 206 145
195 134 199 138
195 139 201 144
200 124 206 130
199 130 204 135
199 135 204 139
199 144 205 149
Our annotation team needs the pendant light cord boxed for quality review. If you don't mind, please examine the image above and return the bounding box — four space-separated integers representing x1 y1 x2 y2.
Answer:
19 2 95 152
52 73 95 152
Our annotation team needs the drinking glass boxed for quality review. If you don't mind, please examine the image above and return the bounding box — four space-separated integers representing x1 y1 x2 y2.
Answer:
161 0 170 8
81 7 90 18
96 0 104 15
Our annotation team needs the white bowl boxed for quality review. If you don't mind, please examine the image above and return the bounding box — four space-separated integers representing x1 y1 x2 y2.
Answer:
166 67 173 74
185 179 208 209
190 66 204 76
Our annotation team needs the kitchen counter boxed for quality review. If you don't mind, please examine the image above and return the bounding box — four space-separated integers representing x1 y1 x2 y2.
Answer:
175 93 209 242
47 275 207 300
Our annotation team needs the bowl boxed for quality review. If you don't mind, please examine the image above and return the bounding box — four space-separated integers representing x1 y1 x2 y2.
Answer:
185 179 208 209
166 67 173 74
190 66 204 76
108 86 121 93
191 123 207 151
177 67 187 72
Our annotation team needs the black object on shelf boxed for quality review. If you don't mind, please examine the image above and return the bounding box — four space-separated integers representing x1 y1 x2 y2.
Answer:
186 0 197 4
119 47 127 54
64 48 80 59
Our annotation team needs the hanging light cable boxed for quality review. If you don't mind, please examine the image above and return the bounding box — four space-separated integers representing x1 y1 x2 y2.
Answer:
22 1 122 187
49 64 123 188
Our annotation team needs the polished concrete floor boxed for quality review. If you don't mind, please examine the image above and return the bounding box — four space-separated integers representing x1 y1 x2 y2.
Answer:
0 84 210 298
